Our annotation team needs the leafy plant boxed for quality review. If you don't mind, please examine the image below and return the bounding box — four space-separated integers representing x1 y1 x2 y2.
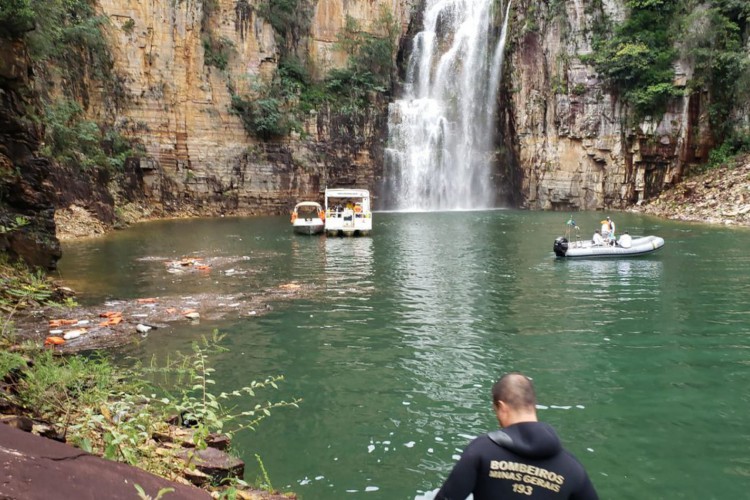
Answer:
0 216 29 235
122 18 135 34
587 0 679 117
678 1 750 142
0 0 35 38
134 485 174 500
0 263 54 338
256 0 313 55
149 332 301 442
41 100 139 171
3 330 301 489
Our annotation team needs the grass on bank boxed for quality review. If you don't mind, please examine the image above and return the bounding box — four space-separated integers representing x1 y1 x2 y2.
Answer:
0 258 300 495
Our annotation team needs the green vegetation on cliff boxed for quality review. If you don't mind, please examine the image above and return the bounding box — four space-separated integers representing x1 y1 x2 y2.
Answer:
0 0 34 38
584 0 750 167
231 7 398 139
0 0 142 173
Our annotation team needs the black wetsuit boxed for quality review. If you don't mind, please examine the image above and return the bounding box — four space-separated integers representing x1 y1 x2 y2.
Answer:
435 422 598 500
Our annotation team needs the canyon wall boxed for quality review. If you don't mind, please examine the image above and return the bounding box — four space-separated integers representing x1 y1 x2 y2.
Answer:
0 38 61 268
95 0 412 215
504 0 719 210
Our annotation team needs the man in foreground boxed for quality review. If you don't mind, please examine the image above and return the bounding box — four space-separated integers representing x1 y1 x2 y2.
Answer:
435 373 599 499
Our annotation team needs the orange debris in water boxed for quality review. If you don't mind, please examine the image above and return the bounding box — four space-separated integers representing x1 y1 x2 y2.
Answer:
98 311 124 327
44 336 65 346
49 319 78 327
99 311 122 318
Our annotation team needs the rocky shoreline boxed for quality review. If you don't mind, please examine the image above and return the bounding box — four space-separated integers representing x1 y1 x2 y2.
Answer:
54 156 750 243
630 155 750 227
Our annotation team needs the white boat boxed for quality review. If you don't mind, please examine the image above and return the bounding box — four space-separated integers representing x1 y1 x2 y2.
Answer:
291 201 325 235
553 235 665 258
324 188 372 236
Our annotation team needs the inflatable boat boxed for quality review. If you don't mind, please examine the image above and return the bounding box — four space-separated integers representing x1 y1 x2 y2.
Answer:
553 235 664 258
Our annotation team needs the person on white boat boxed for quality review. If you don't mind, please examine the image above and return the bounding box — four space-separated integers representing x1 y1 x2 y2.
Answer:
618 232 632 248
592 230 604 246
601 216 616 245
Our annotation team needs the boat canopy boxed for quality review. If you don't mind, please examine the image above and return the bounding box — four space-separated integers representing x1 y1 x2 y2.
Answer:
294 201 323 210
324 189 370 210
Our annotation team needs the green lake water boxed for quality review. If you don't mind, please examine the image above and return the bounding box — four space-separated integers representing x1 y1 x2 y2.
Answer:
58 210 750 499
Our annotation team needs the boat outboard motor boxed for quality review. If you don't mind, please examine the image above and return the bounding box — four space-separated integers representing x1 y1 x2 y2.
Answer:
553 236 569 257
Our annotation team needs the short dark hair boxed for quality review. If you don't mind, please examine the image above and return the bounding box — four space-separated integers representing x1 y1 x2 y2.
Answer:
491 373 537 410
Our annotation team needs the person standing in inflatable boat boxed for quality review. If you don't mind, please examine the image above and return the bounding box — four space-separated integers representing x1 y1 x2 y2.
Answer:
600 216 615 245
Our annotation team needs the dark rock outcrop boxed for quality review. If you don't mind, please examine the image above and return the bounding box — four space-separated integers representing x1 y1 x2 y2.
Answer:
0 423 211 499
0 38 61 269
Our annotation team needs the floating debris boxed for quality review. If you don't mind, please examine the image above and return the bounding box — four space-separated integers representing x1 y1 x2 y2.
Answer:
63 329 87 340
135 324 153 334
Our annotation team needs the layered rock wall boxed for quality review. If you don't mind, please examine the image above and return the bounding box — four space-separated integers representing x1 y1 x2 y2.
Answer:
97 0 412 214
0 39 61 268
505 0 713 210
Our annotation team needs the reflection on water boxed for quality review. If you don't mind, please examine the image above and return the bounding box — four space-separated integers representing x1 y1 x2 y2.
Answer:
57 212 750 500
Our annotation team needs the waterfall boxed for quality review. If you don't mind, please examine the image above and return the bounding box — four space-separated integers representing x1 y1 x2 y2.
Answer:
384 0 512 211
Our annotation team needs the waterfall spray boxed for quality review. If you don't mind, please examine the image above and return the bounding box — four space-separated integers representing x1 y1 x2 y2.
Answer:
384 0 513 211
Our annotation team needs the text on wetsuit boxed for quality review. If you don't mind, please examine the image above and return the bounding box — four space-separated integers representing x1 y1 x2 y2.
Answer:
489 460 565 494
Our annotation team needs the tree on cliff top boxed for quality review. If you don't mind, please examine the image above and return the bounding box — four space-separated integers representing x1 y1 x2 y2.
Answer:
0 0 35 38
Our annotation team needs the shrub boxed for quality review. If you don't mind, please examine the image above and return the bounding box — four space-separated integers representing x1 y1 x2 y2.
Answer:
122 18 135 34
588 0 678 118
42 100 140 171
0 0 35 38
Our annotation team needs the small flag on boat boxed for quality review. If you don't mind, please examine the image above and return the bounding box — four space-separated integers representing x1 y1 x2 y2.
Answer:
566 215 579 230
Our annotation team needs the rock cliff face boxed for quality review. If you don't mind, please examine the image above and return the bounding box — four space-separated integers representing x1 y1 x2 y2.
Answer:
504 0 718 210
97 0 411 214
0 38 61 268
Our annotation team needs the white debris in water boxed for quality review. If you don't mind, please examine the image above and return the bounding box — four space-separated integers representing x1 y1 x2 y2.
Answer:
365 486 379 492
576 405 585 409
131 313 148 318
404 441 416 448
458 433 474 440
76 320 89 326
299 477 311 485
346 489 358 493
228 303 240 307
136 324 152 334
315 476 324 480
248 311 257 316
367 445 375 453
604 337 611 341
452 454 461 460
550 405 572 410
383 440 391 445
49 329 63 335
587 448 594 452
473 384 482 388
402 401 411 406
536 405 549 410
435 437 444 442
428 448 434 453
